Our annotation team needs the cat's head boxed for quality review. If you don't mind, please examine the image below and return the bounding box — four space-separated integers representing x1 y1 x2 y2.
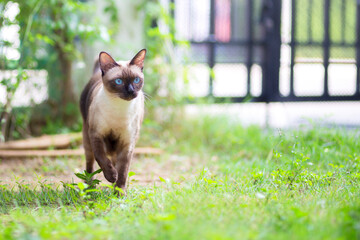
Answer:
99 49 146 101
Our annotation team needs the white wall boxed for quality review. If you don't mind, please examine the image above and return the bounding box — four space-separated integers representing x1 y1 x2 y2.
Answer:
73 0 146 95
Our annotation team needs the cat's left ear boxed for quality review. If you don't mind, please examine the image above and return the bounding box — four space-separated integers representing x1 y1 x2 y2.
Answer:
130 49 146 70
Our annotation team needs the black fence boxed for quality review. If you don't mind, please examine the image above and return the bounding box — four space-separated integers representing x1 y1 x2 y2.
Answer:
174 0 360 102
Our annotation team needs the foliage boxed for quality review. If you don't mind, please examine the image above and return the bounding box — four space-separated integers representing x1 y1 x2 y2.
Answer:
1 0 189 139
138 0 189 108
16 0 116 117
0 0 118 140
0 69 29 141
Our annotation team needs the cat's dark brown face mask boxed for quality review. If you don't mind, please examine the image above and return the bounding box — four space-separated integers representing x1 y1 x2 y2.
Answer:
99 49 146 101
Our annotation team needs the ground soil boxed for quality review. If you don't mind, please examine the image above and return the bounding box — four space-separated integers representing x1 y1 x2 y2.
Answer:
0 154 200 187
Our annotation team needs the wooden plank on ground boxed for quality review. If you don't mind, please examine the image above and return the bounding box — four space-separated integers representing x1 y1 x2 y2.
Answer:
0 149 84 157
0 147 163 158
0 133 82 150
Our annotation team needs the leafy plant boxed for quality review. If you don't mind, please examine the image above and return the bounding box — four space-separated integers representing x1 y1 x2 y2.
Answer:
0 0 119 139
136 0 189 115
0 68 29 141
74 169 102 190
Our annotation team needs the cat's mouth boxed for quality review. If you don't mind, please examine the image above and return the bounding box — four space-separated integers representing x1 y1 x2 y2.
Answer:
118 93 137 101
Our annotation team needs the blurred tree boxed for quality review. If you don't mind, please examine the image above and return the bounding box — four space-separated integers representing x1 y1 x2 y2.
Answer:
15 0 116 124
0 0 188 140
139 0 189 107
0 0 117 139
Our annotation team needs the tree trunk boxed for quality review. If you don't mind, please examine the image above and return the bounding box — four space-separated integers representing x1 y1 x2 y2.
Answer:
57 47 77 125
50 2 77 125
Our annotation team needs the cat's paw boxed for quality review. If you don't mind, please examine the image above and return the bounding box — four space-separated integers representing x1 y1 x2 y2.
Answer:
103 166 118 183
114 187 127 198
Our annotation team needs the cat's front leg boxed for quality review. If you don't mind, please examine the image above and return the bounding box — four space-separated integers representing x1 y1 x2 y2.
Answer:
89 133 118 183
82 127 95 174
114 149 133 194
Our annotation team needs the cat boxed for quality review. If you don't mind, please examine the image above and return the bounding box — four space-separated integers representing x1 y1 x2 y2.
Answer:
79 49 146 193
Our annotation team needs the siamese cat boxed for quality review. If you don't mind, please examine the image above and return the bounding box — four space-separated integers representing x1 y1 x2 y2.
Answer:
80 49 146 193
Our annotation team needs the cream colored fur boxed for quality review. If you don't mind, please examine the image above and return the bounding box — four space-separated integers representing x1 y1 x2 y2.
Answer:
88 85 144 151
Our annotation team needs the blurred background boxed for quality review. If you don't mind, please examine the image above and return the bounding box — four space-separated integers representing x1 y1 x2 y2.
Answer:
0 0 359 141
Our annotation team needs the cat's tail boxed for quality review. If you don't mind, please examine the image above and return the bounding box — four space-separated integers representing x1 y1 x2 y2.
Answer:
92 58 100 74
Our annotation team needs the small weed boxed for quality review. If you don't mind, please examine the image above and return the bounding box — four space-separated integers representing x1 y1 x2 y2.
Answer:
74 169 103 190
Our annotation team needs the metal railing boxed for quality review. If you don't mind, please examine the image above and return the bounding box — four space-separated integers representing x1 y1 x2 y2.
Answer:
175 0 360 102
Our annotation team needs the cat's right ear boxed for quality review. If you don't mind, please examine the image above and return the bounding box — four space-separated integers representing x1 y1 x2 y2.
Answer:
99 51 118 76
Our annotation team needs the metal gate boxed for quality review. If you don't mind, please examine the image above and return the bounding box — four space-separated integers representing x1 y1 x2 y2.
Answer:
175 0 360 102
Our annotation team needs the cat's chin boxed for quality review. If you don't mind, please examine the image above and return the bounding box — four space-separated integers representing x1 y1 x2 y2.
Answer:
118 94 137 101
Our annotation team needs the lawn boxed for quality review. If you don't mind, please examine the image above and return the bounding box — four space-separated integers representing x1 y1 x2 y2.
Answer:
0 115 359 239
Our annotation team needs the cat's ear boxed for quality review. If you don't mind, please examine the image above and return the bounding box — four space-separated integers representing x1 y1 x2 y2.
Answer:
130 49 146 70
99 51 118 75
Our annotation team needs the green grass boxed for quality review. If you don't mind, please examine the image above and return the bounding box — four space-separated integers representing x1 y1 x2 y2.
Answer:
1 115 360 239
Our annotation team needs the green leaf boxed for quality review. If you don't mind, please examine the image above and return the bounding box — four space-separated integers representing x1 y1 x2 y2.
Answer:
89 169 103 178
77 182 88 191
115 187 124 194
85 189 100 193
74 173 86 180
91 180 101 185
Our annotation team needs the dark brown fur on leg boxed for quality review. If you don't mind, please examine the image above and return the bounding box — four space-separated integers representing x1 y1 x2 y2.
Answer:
82 127 95 174
114 150 133 195
90 134 118 183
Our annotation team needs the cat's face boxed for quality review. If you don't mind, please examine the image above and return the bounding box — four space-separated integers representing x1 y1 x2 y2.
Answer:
99 49 146 101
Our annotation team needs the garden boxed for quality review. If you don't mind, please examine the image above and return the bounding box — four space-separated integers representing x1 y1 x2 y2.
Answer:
0 0 360 239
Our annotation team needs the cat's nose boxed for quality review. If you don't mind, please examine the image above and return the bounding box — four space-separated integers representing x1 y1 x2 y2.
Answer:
127 84 134 94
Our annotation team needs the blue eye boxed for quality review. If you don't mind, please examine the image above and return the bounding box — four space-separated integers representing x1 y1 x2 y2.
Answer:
134 77 140 84
115 78 123 85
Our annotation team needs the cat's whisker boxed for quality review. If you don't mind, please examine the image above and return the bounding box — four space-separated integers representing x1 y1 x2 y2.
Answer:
144 92 152 100
143 92 153 105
